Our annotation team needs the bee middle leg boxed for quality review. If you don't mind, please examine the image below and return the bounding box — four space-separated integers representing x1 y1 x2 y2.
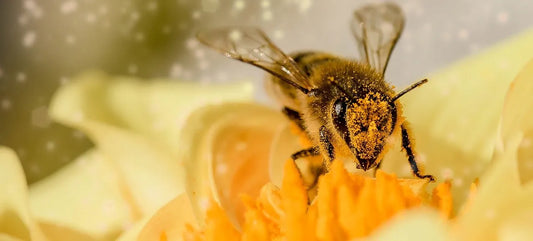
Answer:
400 123 435 181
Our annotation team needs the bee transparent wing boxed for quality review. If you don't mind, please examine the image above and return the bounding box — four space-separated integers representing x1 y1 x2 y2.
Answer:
351 2 405 74
197 27 314 93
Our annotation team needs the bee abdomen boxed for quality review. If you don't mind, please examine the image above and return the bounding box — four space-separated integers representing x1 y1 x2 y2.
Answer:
290 52 339 76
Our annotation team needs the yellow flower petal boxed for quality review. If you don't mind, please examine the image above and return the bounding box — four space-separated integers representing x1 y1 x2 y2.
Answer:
450 59 533 241
382 29 533 208
184 158 450 241
0 147 46 241
500 59 533 183
179 103 286 228
43 71 254 238
29 150 136 240
138 193 197 241
366 209 449 241
49 71 253 155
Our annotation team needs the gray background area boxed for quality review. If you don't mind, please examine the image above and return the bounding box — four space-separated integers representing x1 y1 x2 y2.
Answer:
0 0 532 183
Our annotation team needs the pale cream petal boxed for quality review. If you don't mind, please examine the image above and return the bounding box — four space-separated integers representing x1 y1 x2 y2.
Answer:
381 29 533 208
179 103 286 228
29 149 136 240
49 71 254 155
44 71 255 236
269 124 301 187
365 208 449 241
137 193 197 241
0 147 47 241
498 210 533 241
115 217 150 241
451 140 533 241
500 59 533 183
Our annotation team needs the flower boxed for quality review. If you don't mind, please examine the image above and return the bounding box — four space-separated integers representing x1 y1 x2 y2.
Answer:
0 72 254 240
136 29 533 241
2 29 533 241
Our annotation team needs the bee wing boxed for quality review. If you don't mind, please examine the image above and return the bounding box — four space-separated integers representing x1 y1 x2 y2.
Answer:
197 27 314 93
351 2 405 74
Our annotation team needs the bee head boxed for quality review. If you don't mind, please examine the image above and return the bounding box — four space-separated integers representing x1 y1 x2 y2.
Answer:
332 92 394 170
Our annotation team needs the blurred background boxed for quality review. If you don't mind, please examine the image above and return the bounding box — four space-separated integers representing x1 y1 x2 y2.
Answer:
0 0 532 184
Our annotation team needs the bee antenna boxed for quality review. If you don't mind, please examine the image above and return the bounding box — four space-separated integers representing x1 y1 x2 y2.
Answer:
391 78 428 102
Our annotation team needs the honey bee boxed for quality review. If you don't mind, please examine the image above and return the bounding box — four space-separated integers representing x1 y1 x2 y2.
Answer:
197 2 435 183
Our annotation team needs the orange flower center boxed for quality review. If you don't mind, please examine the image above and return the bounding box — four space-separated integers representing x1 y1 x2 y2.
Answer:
184 159 453 241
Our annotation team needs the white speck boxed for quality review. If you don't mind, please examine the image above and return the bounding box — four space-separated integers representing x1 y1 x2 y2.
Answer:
18 14 29 25
198 60 209 70
99 5 108 15
440 168 454 179
169 63 183 77
130 12 140 21
441 32 452 42
229 30 242 41
457 29 469 41
73 130 86 139
496 11 508 24
86 13 97 23
453 178 463 187
17 72 27 83
273 29 284 40
235 141 247 151
485 209 496 219
186 38 199 49
65 34 76 44
216 163 228 175
23 31 37 48
262 10 273 21
31 106 51 128
60 1 78 14
24 0 44 18
194 49 205 59
147 1 158 11
162 25 172 34
1 99 11 110
128 64 138 74
29 163 40 174
520 138 531 148
59 76 70 85
46 141 56 151
192 11 201 19
198 197 210 212
469 43 480 53
296 0 312 13
261 0 270 8
135 32 145 42
233 0 245 10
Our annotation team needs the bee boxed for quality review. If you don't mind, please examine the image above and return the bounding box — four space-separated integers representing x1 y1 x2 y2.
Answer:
197 2 435 183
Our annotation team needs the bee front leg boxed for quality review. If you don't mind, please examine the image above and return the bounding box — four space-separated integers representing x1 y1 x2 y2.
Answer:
291 146 324 196
282 107 306 130
319 125 335 162
400 123 435 181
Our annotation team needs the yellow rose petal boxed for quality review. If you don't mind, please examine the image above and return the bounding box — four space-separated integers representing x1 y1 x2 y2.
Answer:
500 59 533 183
366 209 449 241
138 193 197 241
29 150 135 240
382 29 533 209
50 71 254 155
0 147 46 241
179 103 286 228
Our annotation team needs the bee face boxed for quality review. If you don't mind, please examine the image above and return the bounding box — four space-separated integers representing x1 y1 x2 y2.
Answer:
345 92 394 170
